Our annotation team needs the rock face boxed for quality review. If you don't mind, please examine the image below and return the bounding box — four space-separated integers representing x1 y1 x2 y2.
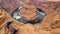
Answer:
19 2 37 20
0 7 6 26
0 0 60 34
0 0 60 13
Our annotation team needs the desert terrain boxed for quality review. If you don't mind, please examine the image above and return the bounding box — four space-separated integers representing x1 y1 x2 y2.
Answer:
0 0 60 34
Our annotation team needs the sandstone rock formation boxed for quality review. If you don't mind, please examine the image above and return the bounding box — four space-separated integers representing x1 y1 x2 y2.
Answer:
0 0 60 34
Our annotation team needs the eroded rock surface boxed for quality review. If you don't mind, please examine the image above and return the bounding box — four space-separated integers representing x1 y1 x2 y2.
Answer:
0 0 60 34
